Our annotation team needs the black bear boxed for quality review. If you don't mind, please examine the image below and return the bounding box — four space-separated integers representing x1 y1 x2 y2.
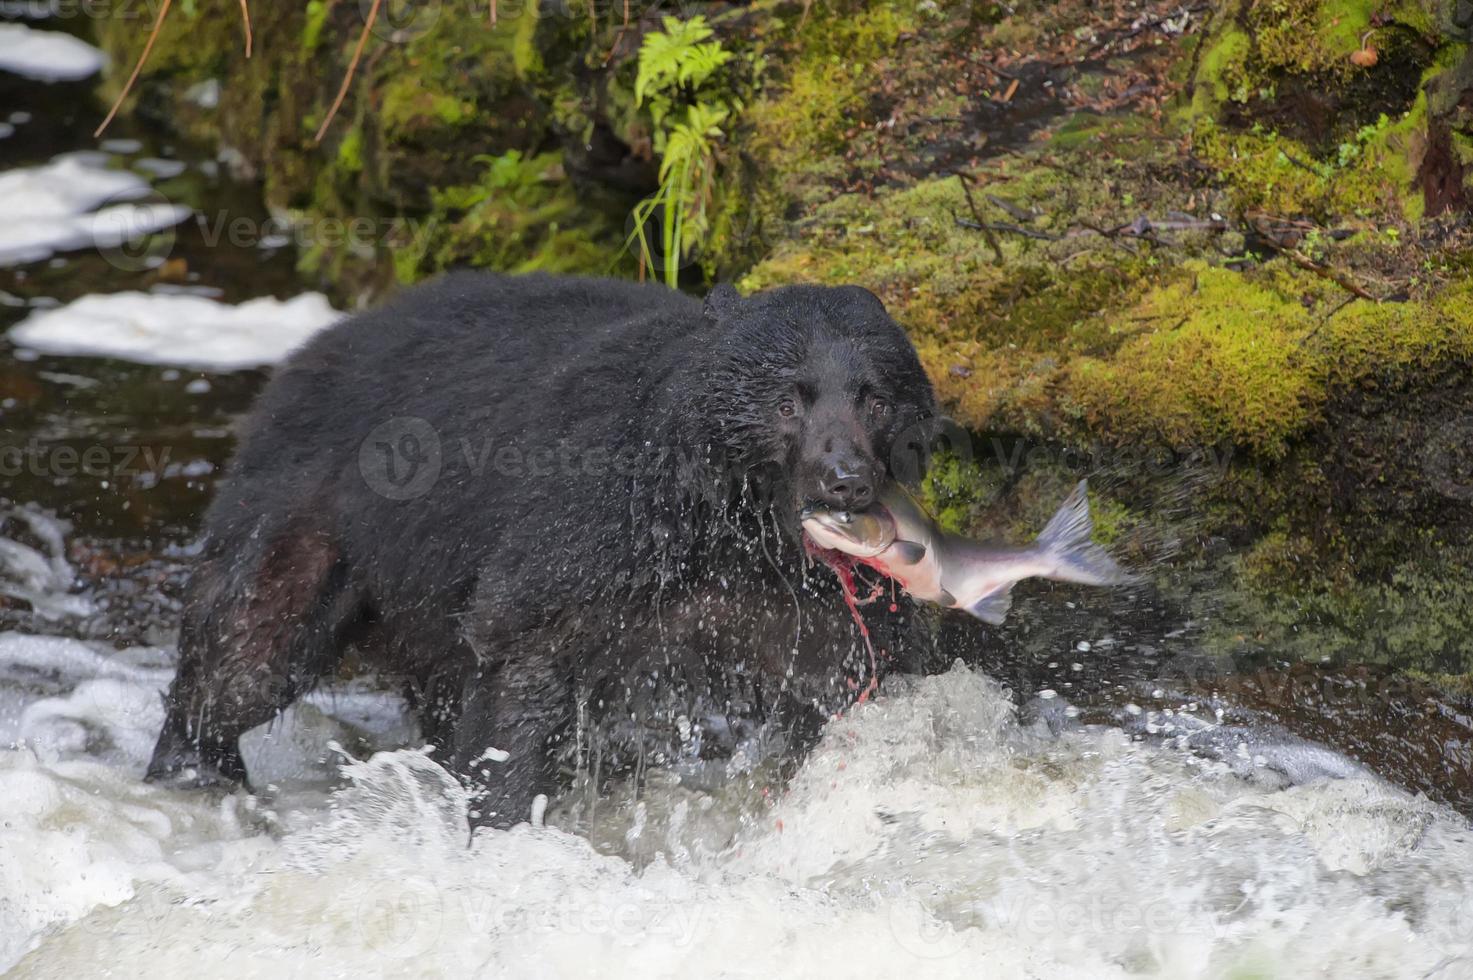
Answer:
147 272 940 827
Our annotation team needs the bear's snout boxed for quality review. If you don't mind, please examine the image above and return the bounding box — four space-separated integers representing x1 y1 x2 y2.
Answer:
815 454 876 511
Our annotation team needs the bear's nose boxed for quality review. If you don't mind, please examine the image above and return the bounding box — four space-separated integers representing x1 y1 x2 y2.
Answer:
818 459 875 510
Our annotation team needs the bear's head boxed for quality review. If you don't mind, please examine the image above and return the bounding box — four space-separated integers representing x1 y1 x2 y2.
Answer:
694 282 938 531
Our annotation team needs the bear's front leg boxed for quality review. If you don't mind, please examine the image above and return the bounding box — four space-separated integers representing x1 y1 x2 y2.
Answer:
448 648 573 830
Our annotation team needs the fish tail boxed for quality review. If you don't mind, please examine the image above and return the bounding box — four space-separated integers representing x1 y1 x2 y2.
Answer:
1036 480 1136 586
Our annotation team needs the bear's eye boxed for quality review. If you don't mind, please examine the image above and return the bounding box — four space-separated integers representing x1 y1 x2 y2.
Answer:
778 398 798 419
870 397 891 419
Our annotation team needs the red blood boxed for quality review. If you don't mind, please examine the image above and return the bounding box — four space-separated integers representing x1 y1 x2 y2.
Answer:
804 536 903 708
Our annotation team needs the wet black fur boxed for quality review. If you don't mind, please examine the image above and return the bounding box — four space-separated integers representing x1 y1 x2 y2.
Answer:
147 272 939 827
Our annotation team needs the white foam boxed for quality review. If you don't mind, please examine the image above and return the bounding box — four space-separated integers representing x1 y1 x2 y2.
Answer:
9 291 342 369
0 508 91 621
0 155 192 267
0 24 104 82
0 644 1468 978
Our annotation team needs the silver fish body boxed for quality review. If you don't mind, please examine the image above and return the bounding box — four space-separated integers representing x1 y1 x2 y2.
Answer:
802 480 1135 624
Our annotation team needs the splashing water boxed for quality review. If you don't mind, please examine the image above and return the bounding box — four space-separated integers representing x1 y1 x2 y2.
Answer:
1 619 1471 978
0 508 92 622
2 506 1471 977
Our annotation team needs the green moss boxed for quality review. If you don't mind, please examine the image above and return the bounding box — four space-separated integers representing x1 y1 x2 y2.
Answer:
1412 671 1473 696
1192 15 1253 114
1192 98 1426 222
336 127 364 175
1213 539 1473 673
396 151 618 284
380 83 474 132
1086 495 1134 548
920 452 1006 534
1066 264 1319 454
513 0 545 78
300 0 329 54
1080 264 1473 453
751 3 917 159
1250 0 1378 77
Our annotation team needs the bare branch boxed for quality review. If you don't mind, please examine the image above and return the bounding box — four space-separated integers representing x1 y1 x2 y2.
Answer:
94 0 173 138
315 0 383 145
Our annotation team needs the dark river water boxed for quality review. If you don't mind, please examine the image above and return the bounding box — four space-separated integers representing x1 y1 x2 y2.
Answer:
2 18 1472 978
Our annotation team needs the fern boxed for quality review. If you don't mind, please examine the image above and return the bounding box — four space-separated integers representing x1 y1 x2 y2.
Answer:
627 16 736 287
634 16 731 110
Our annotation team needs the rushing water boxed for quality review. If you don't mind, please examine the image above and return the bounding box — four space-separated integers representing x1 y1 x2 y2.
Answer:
3 16 1473 980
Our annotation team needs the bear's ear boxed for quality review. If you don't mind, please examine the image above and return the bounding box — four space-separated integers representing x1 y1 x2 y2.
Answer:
833 284 888 314
703 283 742 322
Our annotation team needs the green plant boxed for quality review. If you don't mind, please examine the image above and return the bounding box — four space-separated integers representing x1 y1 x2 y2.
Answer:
626 15 737 287
633 15 732 149
627 103 729 288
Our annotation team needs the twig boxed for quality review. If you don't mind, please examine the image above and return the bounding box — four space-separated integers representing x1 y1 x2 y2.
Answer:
986 194 1035 222
1278 246 1378 301
954 172 1004 263
491 0 497 25
605 0 665 66
1252 220 1377 301
1299 294 1358 347
1279 150 1322 177
315 0 382 144
239 0 252 57
955 217 1060 241
94 0 172 137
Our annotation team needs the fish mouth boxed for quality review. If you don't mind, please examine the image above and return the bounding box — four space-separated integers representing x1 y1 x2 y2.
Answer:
799 504 860 559
799 505 851 524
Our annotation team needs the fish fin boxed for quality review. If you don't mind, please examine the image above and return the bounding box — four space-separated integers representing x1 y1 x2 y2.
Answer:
965 586 1014 625
890 539 927 565
1037 480 1138 587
